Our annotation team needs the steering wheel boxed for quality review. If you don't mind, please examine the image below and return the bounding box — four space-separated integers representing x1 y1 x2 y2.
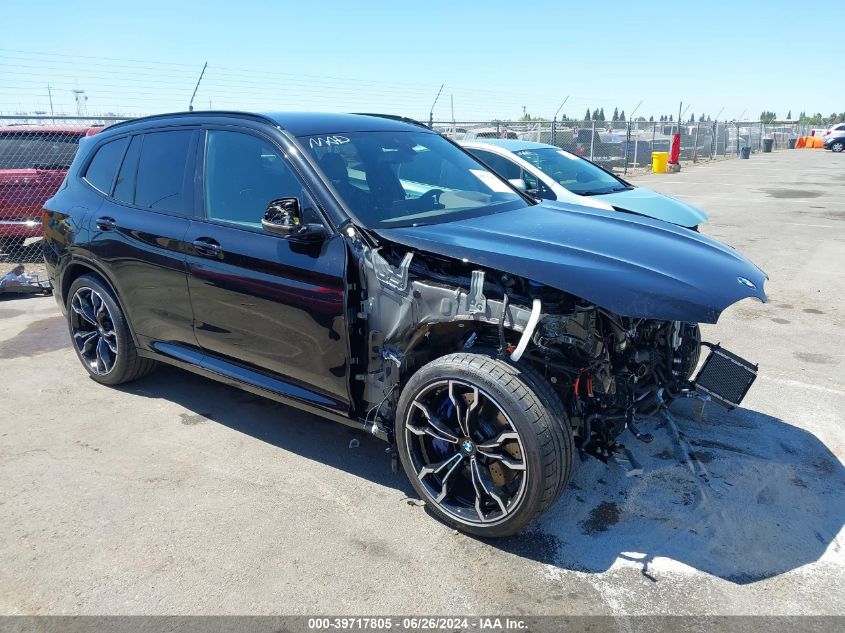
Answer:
418 188 445 208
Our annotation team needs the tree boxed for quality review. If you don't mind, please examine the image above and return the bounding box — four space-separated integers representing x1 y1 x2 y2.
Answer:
612 107 619 122
759 111 777 123
649 115 654 122
584 108 591 121
699 114 706 122
619 110 625 121
668 115 673 121
689 113 695 122
786 110 792 119
598 107 606 121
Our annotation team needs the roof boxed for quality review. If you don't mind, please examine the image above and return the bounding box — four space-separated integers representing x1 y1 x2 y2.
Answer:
460 138 559 152
101 111 430 137
261 112 430 136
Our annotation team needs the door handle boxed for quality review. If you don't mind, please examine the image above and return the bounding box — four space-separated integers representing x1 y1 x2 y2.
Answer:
192 237 222 258
95 216 117 231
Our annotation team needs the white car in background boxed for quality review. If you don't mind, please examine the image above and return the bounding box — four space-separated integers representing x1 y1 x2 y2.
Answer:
823 122 845 137
460 139 708 229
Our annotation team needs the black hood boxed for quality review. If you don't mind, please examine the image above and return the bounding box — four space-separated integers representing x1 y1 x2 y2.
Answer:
374 202 767 324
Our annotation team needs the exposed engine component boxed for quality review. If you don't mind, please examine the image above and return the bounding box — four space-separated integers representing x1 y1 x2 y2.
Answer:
353 238 756 463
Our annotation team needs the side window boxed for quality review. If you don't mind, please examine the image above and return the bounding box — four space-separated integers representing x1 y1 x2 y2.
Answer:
113 135 141 204
83 137 129 194
135 130 194 215
204 130 313 228
468 149 521 180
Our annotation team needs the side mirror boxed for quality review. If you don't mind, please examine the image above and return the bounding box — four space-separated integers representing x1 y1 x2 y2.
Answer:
508 178 527 192
262 198 328 241
262 198 302 236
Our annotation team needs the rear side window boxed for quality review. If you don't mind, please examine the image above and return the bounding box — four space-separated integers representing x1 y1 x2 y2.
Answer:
83 137 129 194
468 149 521 180
134 130 194 215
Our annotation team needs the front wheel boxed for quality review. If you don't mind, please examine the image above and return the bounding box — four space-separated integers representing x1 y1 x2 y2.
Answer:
395 352 573 537
831 141 844 153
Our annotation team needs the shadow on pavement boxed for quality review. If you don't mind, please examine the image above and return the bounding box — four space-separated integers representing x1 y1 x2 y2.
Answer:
497 399 845 584
121 365 844 585
118 365 413 495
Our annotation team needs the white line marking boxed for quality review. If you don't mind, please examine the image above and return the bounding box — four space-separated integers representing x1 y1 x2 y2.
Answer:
761 376 845 397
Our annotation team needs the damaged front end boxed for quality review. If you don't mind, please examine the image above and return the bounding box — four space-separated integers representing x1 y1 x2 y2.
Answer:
348 229 761 473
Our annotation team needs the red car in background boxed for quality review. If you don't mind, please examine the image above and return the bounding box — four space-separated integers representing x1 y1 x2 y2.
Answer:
0 125 99 255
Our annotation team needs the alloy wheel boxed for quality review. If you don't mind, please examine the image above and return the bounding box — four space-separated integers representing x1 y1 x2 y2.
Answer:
70 286 119 375
404 379 528 526
833 142 844 152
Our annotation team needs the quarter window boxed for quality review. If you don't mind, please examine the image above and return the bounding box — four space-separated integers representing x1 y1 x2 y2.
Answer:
113 135 141 204
204 130 308 228
83 137 129 194
134 130 194 215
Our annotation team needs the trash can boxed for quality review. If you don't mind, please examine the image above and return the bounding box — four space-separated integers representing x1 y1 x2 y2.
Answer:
787 138 797 149
762 138 774 153
651 151 669 174
740 147 751 159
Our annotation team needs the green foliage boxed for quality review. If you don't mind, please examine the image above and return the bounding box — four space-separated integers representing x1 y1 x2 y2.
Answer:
584 108 591 121
612 107 619 121
619 110 625 121
759 110 777 123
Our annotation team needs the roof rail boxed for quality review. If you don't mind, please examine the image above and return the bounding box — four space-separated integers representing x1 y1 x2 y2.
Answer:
352 113 432 130
104 110 280 132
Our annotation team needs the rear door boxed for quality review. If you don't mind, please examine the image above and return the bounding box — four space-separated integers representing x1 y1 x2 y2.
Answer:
85 128 199 350
185 126 350 411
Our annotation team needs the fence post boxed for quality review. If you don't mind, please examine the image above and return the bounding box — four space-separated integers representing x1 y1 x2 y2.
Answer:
736 122 740 155
496 121 500 137
692 121 700 162
551 118 556 146
651 121 656 160
624 121 630 175
632 121 638 170
589 120 596 162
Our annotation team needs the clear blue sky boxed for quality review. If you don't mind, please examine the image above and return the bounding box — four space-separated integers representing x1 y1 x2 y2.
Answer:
1 0 843 121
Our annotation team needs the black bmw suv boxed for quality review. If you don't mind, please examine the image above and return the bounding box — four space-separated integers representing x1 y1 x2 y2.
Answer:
44 111 766 536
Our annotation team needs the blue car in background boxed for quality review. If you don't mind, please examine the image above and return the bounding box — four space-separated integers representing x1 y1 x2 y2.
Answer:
460 139 708 229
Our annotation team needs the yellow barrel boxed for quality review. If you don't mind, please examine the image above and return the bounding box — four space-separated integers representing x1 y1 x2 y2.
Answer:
652 151 669 174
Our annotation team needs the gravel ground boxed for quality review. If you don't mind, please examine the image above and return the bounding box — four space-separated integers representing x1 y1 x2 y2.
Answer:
0 149 843 616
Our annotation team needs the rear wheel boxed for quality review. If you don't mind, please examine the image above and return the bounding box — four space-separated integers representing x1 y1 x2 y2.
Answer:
832 141 844 153
395 352 573 537
66 274 157 385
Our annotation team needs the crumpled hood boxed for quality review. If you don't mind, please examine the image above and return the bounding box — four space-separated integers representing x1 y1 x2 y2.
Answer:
596 186 708 228
374 202 767 324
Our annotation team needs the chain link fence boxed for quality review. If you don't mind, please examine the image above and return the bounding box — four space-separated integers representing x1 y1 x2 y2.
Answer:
433 119 817 173
0 113 820 271
0 116 123 267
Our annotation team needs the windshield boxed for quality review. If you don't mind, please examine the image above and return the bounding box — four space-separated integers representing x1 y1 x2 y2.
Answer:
0 131 82 170
302 131 528 228
514 147 628 196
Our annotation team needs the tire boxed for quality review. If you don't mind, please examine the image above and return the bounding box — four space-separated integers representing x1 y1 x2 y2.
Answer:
832 141 844 153
395 352 574 537
66 274 157 385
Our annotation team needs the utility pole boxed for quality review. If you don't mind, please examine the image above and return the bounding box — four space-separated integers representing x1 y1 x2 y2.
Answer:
188 62 208 112
47 85 54 119
428 83 444 129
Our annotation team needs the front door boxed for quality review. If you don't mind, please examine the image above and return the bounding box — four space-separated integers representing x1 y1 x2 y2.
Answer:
185 127 350 412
